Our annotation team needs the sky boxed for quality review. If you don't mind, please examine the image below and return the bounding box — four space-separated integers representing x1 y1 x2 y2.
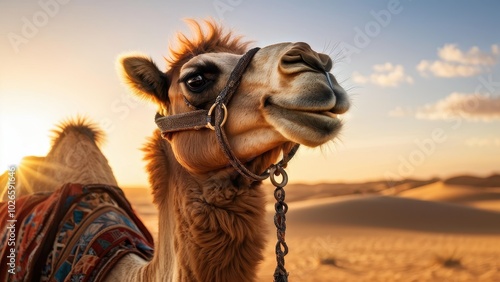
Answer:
1 0 499 186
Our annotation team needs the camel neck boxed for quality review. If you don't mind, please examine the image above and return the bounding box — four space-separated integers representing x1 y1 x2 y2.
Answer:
138 132 267 282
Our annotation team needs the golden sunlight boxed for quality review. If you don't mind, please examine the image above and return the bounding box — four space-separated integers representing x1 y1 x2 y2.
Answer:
0 113 51 170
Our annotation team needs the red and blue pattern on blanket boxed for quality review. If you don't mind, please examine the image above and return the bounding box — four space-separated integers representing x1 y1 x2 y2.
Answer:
0 183 154 282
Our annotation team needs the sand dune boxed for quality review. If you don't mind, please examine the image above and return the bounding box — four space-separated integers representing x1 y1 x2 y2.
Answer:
262 178 439 203
280 195 500 235
444 174 500 187
399 181 500 212
260 177 500 281
123 177 500 281
259 190 500 281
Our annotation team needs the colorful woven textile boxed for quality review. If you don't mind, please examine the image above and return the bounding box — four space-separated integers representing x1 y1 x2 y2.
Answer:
0 183 154 282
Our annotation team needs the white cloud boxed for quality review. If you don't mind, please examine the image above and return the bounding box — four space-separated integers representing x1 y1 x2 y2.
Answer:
493 45 500 56
416 93 500 121
390 93 500 122
353 63 413 87
417 44 499 78
416 60 483 78
438 44 498 65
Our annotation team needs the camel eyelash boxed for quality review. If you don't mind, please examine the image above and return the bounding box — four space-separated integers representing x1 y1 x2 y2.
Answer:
178 62 220 83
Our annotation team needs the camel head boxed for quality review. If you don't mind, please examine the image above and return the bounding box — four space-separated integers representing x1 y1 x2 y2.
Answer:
119 20 350 177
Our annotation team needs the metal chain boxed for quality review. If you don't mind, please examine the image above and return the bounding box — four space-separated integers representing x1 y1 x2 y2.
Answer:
271 164 289 282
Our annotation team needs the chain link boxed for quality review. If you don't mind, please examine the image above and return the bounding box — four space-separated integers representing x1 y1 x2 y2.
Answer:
271 165 289 282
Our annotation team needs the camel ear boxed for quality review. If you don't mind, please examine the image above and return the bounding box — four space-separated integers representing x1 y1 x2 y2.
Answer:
119 54 169 103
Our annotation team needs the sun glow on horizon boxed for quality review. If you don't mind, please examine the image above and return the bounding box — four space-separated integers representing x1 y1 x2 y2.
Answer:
0 113 52 171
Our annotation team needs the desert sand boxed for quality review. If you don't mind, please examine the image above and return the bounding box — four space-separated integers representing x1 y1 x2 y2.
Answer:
123 175 500 281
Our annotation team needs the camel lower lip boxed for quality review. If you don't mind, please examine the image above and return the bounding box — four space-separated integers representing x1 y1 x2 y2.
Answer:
266 102 338 120
265 103 341 132
295 110 339 123
323 111 338 119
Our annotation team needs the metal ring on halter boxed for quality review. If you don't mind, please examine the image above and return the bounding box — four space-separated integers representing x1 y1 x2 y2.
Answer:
206 103 228 130
269 165 288 187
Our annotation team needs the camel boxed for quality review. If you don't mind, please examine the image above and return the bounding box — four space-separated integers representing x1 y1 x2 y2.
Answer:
111 20 350 281
1 118 118 199
1 20 349 282
0 118 141 282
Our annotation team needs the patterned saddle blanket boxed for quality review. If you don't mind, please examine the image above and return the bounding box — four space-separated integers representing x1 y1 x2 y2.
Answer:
0 183 154 282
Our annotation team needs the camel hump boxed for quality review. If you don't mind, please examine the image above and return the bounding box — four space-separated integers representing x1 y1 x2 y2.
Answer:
40 116 117 189
51 116 105 148
18 117 117 197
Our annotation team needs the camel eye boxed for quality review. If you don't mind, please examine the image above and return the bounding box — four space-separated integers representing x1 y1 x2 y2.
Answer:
185 74 209 93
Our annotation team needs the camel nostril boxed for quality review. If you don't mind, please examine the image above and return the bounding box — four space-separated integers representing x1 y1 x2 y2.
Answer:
318 53 333 71
281 42 333 73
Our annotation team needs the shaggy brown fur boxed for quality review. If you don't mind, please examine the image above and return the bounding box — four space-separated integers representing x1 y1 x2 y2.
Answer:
142 131 268 281
50 116 105 148
167 19 250 69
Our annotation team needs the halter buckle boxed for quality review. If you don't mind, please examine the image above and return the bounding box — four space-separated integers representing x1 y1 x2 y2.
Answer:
206 103 228 130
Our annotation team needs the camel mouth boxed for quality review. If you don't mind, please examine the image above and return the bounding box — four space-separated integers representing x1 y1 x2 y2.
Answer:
263 95 339 119
265 100 340 123
263 100 343 147
258 71 349 147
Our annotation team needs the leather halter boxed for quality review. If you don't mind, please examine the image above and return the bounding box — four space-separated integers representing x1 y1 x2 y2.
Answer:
154 47 300 182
